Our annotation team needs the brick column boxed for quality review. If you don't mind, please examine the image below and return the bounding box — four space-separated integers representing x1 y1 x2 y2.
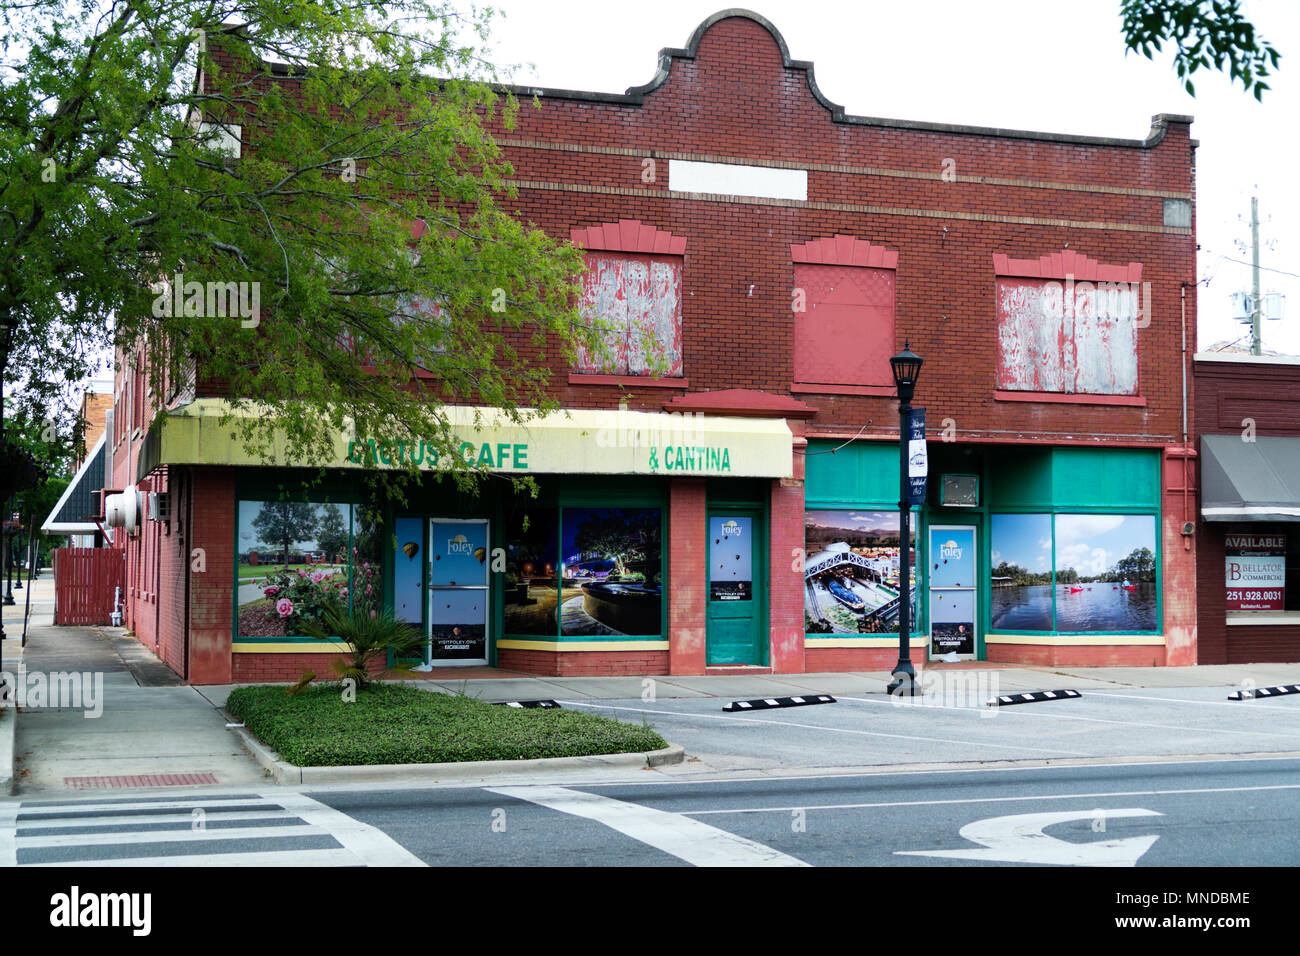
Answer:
188 467 235 684
1163 444 1198 666
669 477 707 674
769 431 806 673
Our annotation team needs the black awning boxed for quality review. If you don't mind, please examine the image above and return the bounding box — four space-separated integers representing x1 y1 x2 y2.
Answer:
41 433 106 533
1201 434 1300 522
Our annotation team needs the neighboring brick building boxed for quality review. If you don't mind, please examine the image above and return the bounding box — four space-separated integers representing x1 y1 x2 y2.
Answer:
112 10 1199 683
1195 352 1300 663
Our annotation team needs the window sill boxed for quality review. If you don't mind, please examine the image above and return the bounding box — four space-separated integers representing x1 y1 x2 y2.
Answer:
1226 613 1300 626
791 383 897 397
568 373 689 389
994 390 1147 407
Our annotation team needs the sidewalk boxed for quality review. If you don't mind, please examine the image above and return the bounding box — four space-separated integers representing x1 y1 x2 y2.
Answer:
8 578 1300 793
4 573 266 795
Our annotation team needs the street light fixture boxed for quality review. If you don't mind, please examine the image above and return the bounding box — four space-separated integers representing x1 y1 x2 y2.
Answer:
888 343 923 696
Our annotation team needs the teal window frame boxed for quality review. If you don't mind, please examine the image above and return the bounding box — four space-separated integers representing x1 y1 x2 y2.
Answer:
501 478 668 643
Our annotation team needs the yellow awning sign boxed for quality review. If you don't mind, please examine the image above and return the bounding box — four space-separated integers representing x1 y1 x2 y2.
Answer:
139 399 793 479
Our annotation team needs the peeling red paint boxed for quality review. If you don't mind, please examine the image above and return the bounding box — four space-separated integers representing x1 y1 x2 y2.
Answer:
996 277 1139 396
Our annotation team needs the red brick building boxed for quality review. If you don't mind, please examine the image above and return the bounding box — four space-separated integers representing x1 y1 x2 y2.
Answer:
1195 352 1300 663
111 10 1199 682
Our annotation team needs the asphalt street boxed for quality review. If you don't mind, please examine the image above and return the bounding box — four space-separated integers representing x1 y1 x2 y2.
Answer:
550 683 1300 773
3 755 1298 867
5 675 1299 868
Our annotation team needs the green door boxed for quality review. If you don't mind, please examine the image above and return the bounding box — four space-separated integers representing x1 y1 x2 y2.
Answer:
706 511 765 665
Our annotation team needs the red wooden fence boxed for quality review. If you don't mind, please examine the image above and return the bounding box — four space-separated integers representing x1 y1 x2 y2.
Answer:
53 547 125 626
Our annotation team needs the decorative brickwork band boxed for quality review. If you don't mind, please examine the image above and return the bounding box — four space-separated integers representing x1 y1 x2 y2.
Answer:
791 234 897 268
993 250 1143 283
571 219 686 255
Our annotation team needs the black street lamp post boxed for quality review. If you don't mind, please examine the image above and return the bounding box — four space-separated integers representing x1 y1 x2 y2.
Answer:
887 343 923 696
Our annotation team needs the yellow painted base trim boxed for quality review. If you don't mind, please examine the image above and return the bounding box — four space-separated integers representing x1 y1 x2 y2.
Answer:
233 642 352 653
496 639 670 652
806 637 929 649
985 633 1166 646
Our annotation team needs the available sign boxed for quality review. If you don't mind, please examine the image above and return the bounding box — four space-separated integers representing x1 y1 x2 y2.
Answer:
1225 534 1286 611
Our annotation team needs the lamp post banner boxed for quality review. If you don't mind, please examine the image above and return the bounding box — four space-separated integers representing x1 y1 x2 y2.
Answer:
907 408 927 505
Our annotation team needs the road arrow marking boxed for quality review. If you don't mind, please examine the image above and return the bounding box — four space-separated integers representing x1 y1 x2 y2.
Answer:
895 808 1162 867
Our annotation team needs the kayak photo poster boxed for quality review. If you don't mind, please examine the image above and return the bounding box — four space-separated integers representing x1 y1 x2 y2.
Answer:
992 513 1157 633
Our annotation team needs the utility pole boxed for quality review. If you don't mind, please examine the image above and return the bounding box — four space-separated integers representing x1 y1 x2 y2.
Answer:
1251 194 1262 355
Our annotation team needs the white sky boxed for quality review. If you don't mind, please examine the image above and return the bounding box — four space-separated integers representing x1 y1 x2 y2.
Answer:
482 0 1299 354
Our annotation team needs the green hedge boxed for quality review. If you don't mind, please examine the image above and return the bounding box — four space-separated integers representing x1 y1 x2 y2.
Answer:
226 684 668 766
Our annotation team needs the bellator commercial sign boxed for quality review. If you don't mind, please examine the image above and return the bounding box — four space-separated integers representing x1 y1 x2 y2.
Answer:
1225 534 1286 611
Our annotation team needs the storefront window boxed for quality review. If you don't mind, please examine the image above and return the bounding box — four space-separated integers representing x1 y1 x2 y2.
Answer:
990 513 1054 631
990 512 1157 632
350 504 385 619
804 510 916 635
559 507 662 636
1053 514 1156 632
504 508 560 635
1225 529 1300 612
236 500 353 638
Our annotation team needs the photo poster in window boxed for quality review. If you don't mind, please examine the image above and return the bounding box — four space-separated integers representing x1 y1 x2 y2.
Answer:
931 590 976 655
236 500 352 638
559 507 663 636
804 510 915 635
430 589 487 661
990 513 1054 631
1053 513 1157 633
710 517 753 601
1225 533 1286 611
504 508 559 636
392 516 424 625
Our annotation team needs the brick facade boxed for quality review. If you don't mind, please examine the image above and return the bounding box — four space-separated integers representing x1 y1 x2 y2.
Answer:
109 11 1200 681
1195 356 1300 663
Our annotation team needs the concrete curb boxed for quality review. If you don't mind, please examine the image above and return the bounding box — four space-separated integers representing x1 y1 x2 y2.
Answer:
225 713 684 785
0 706 14 796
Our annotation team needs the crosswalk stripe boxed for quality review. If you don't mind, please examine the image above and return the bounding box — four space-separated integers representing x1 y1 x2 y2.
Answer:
21 848 363 867
16 810 299 830
16 797 276 816
17 824 327 849
2 791 425 868
487 785 809 867
270 792 425 867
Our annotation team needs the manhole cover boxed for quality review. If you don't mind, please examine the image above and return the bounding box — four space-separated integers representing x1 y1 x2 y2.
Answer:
63 773 219 789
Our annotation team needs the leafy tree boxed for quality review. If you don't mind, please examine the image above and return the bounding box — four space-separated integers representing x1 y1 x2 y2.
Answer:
251 500 317 566
315 503 348 563
1 0 597 481
1121 0 1281 98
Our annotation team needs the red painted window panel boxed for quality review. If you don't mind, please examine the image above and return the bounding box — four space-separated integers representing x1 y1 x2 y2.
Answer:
995 277 1140 396
573 253 683 377
792 263 896 387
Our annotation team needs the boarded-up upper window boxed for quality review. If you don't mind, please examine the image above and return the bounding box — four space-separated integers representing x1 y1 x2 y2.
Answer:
791 236 898 387
570 221 685 378
573 254 683 376
994 252 1144 396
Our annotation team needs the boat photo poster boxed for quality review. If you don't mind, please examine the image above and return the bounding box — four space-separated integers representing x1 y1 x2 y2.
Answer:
991 513 1157 632
804 510 916 634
